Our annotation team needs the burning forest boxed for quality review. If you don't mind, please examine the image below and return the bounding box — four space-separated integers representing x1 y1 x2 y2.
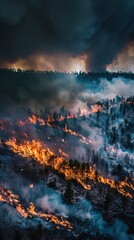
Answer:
0 0 134 237
0 69 133 240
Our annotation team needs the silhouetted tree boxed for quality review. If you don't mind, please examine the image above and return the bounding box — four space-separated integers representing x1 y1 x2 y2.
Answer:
63 181 74 204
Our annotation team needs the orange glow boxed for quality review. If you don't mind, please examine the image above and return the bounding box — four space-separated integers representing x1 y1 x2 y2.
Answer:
6 138 134 198
0 186 72 229
16 204 28 218
91 104 102 113
58 148 69 158
2 53 87 72
27 202 72 229
107 42 134 72
79 108 88 116
17 114 96 146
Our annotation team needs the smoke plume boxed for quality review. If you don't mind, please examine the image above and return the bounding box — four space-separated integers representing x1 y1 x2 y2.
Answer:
0 0 134 71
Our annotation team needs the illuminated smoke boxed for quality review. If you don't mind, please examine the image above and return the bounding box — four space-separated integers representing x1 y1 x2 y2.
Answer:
0 1 134 71
1 53 87 73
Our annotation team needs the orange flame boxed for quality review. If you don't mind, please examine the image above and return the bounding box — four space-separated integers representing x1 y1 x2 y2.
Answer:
0 186 72 229
6 138 134 198
91 104 102 113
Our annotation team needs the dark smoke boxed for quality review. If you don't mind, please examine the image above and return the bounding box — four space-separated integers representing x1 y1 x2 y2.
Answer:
0 71 85 113
0 0 134 71
0 70 133 114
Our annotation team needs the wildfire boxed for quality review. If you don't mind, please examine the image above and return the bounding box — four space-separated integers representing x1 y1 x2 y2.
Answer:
0 186 72 229
23 114 96 146
6 138 134 198
27 202 72 229
64 126 96 145
91 104 102 113
28 115 45 125
5 138 90 190
58 148 69 158
0 186 19 205
28 106 91 127
0 186 28 218
16 204 28 218
79 108 89 116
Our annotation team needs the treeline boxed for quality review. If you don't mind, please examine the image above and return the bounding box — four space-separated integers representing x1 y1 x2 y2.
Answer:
0 68 134 82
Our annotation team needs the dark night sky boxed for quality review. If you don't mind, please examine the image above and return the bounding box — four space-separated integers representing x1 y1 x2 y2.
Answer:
0 0 134 71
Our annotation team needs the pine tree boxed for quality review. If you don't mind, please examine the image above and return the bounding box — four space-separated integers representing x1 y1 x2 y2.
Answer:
63 181 74 204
